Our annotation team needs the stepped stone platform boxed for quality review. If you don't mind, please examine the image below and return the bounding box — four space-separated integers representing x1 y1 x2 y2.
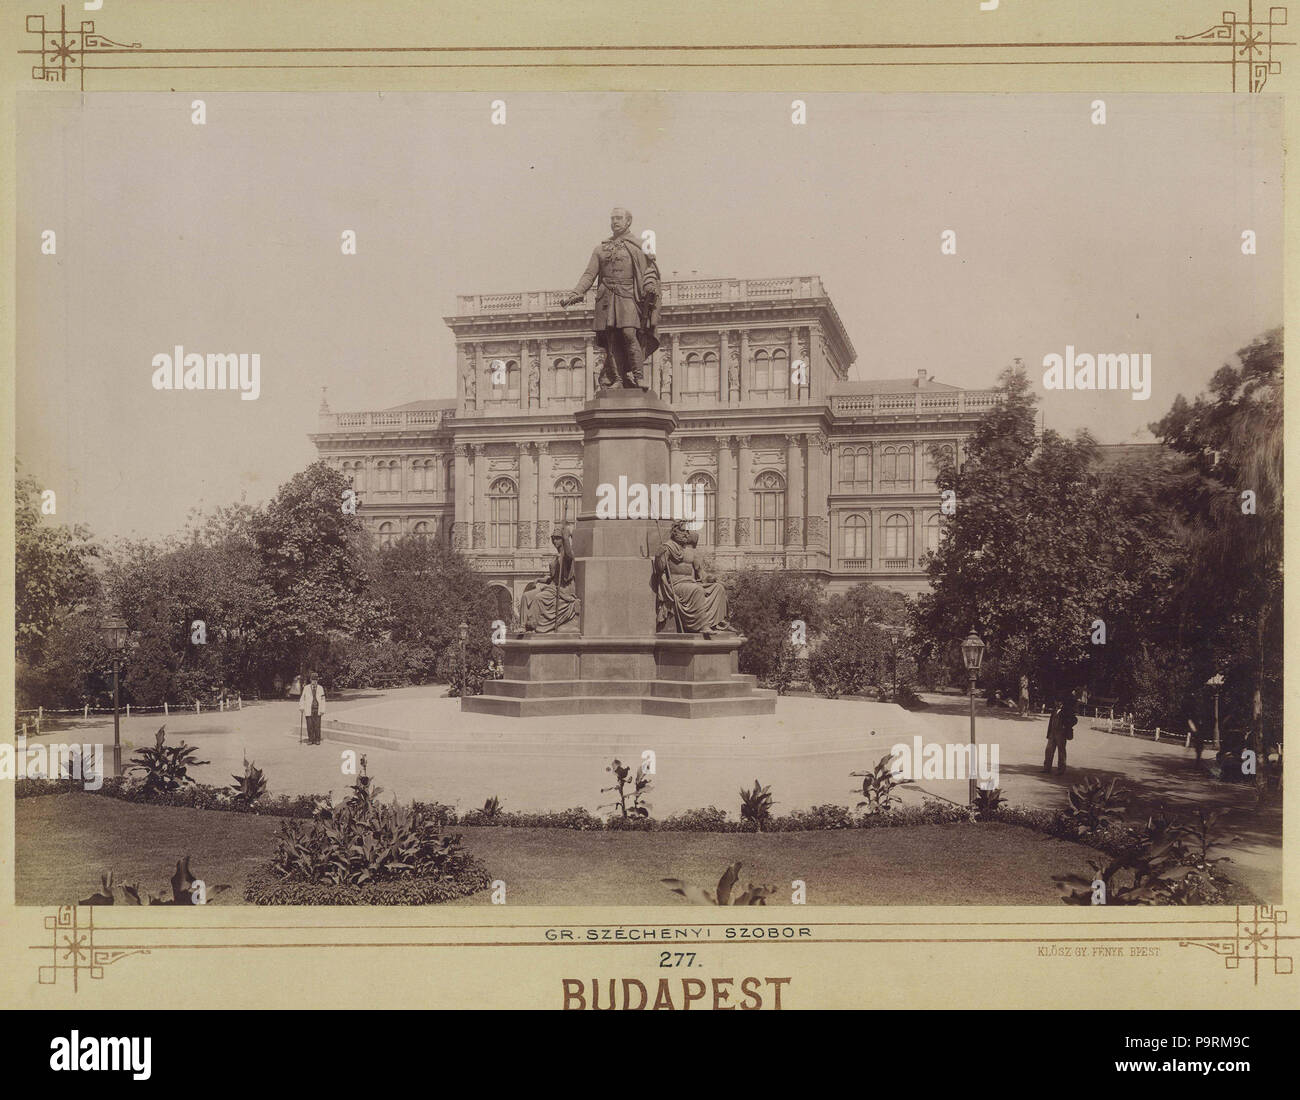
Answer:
325 695 915 759
460 633 777 718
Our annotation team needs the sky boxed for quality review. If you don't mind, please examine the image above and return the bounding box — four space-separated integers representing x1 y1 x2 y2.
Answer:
16 91 1283 540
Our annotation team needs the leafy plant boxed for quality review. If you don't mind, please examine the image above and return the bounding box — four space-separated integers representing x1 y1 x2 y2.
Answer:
851 751 910 814
1175 808 1237 868
79 855 230 905
662 862 778 906
481 795 503 819
128 726 210 796
267 764 476 888
971 785 1006 821
601 758 652 819
1065 776 1126 834
345 754 382 813
738 779 775 830
1057 839 1191 906
228 755 267 807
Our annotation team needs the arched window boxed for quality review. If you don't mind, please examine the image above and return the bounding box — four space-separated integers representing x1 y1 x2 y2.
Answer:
883 513 910 560
489 477 518 549
570 357 585 397
686 472 716 546
842 513 869 560
924 513 944 555
377 521 395 549
685 352 702 393
552 357 569 398
412 521 430 542
754 471 786 546
753 350 771 392
880 446 912 492
553 476 581 527
342 460 365 492
702 352 719 394
771 349 789 392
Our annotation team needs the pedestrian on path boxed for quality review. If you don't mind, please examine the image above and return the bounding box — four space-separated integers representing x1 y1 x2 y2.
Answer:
299 671 326 746
1042 691 1077 775
1018 673 1030 717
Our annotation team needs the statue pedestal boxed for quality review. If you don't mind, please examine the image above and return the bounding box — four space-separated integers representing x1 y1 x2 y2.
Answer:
462 388 776 719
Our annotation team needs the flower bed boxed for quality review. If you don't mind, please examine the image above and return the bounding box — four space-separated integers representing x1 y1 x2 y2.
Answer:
243 864 491 905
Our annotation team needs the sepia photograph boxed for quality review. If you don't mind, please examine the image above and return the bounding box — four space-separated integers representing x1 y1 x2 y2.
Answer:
12 88 1283 921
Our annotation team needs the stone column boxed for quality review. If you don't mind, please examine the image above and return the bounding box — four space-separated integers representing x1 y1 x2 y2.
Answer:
716 435 735 546
788 327 799 402
471 444 487 549
806 432 829 551
735 435 753 547
718 331 729 404
520 341 530 412
798 329 812 403
452 444 469 548
738 330 749 403
535 442 553 545
669 435 685 487
537 340 548 409
785 434 805 547
519 442 537 548
666 333 678 405
584 337 596 400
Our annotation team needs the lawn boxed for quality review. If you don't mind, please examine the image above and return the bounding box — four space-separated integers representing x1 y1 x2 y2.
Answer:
16 793 1114 906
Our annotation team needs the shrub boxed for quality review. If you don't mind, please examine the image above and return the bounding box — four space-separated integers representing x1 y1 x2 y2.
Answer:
738 779 775 831
661 806 734 832
774 804 855 830
851 751 911 814
1065 776 1126 834
128 726 209 796
228 757 267 808
971 785 1007 821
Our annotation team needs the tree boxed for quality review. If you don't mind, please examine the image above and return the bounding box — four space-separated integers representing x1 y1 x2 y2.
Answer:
369 534 498 682
1150 328 1283 751
724 569 826 681
250 461 375 687
15 465 99 666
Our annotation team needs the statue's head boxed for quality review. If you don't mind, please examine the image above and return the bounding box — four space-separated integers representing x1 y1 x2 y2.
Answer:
669 519 692 544
610 207 632 235
551 532 564 550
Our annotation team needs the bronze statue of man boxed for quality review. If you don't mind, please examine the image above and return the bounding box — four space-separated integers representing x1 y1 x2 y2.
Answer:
559 207 661 389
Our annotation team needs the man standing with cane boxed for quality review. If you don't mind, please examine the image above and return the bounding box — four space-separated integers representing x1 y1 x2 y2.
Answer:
299 670 326 746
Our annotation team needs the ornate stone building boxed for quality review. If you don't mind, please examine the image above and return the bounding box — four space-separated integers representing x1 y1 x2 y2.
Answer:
310 275 1000 621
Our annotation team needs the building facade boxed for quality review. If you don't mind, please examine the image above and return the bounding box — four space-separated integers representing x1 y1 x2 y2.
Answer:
310 275 1000 621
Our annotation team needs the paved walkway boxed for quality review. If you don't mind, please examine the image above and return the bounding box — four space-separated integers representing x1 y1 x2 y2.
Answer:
20 685 1280 898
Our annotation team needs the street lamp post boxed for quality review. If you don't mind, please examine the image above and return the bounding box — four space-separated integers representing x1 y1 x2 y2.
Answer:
458 621 469 697
1206 672 1224 749
961 629 986 806
99 616 128 778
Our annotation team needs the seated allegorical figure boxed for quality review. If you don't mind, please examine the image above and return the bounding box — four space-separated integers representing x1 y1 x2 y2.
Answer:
520 527 581 633
651 520 732 636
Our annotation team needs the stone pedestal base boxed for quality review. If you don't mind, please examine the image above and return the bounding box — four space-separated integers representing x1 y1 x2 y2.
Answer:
461 633 777 718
